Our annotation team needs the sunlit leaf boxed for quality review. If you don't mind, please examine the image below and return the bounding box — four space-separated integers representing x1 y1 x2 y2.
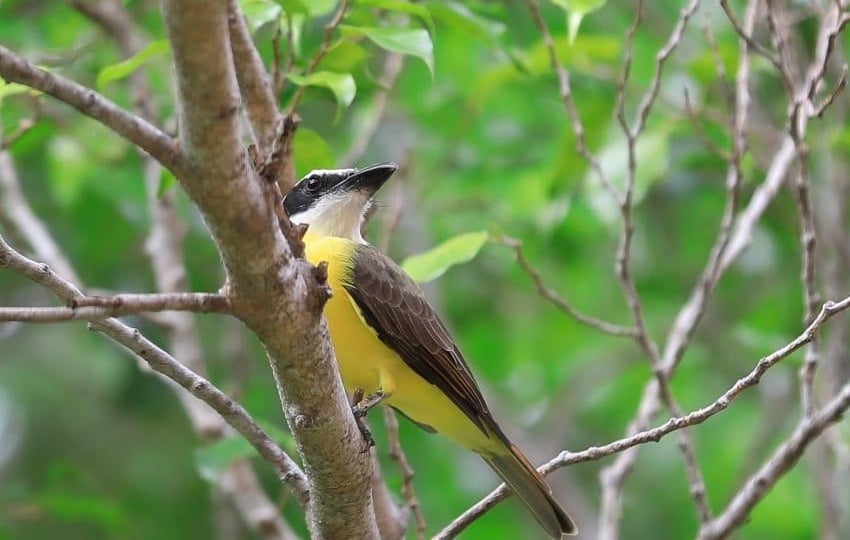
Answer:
274 0 308 15
341 25 433 75
425 1 505 45
96 40 170 89
357 0 435 37
240 0 281 33
304 0 336 16
287 71 357 107
401 231 489 283
548 0 608 44
319 40 369 73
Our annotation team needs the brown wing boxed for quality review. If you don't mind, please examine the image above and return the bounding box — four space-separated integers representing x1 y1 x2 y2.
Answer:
344 244 494 434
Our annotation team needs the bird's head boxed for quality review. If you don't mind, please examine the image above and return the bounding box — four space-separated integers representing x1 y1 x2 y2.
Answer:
283 162 398 243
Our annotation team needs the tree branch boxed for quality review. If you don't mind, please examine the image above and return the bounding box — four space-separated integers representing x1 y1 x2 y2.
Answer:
496 235 637 338
227 0 282 152
699 378 850 539
436 295 850 538
0 233 310 507
0 45 183 176
161 1 379 537
0 293 230 322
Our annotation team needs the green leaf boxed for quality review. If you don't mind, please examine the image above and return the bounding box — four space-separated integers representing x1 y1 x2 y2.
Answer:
240 0 282 33
303 0 336 16
357 0 435 37
319 40 369 73
341 25 433 75
401 231 489 283
274 0 308 16
96 40 170 89
287 71 357 107
548 0 608 44
425 1 505 45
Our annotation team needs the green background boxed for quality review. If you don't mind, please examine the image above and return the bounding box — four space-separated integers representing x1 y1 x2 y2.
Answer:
1 1 847 539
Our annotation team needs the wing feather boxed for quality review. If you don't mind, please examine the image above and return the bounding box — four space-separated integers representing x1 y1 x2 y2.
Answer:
345 244 493 433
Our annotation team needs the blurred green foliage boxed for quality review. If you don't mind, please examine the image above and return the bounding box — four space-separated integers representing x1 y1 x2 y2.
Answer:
1 1 847 539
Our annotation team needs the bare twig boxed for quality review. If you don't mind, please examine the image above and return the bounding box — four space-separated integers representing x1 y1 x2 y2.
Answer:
699 378 850 539
0 234 311 507
383 407 426 539
227 0 282 152
288 0 352 113
522 0 615 197
436 295 850 538
0 45 183 176
0 292 230 322
68 2 298 533
370 449 409 540
812 64 848 117
162 0 379 535
601 0 708 534
719 0 784 71
496 235 638 338
0 104 41 150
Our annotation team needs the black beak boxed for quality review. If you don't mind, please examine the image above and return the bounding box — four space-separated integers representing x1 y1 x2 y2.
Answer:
345 162 398 195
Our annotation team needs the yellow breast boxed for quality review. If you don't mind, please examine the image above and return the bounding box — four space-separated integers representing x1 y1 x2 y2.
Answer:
303 233 499 453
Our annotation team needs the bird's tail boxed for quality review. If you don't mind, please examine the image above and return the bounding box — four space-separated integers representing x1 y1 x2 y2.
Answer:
483 444 578 538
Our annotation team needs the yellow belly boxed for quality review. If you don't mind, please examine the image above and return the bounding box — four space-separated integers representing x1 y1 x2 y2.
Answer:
305 234 496 453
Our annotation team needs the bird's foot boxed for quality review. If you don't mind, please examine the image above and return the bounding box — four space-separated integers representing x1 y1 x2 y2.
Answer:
350 389 387 452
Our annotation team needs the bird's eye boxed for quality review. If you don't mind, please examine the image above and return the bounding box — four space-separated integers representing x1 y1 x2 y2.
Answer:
305 177 321 192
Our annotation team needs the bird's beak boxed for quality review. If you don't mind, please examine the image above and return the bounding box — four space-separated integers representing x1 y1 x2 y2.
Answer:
345 162 399 195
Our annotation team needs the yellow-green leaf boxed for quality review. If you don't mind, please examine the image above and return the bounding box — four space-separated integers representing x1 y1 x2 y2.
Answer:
287 71 357 107
341 25 434 76
96 40 170 89
548 0 607 44
240 0 282 33
401 231 489 283
357 0 435 37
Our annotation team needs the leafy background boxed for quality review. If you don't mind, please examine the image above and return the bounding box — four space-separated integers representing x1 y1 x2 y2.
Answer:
1 0 847 539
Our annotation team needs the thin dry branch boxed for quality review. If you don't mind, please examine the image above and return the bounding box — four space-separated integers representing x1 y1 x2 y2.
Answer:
0 234 310 507
699 377 850 539
719 0 784 71
496 235 637 338
522 0 615 197
383 407 426 539
227 0 282 152
161 1 379 536
436 295 850 538
288 0 352 113
0 292 230 322
0 45 182 176
601 0 707 533
66 2 299 534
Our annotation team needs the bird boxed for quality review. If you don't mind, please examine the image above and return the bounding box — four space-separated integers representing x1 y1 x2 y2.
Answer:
283 162 577 538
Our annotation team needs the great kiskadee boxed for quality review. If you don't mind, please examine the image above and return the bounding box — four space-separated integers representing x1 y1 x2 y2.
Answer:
283 162 577 538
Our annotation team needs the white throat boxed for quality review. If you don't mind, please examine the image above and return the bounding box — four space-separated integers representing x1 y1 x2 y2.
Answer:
290 191 372 243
